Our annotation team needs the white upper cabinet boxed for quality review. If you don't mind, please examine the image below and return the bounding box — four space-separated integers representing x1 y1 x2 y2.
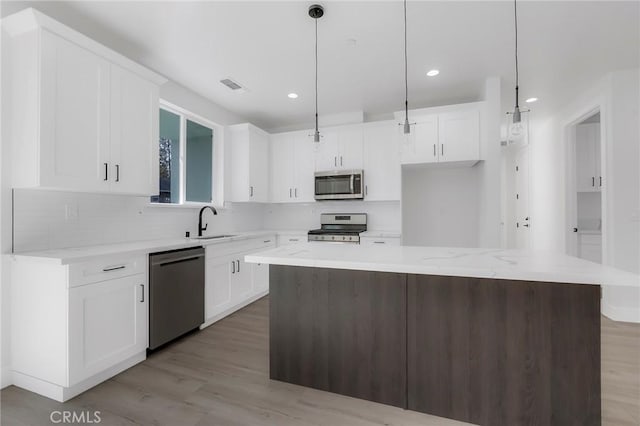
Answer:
4 9 165 195
35 30 112 192
363 121 401 201
314 125 363 171
228 123 270 202
398 103 481 166
438 110 480 163
109 64 159 195
400 116 439 165
575 123 602 192
270 130 315 203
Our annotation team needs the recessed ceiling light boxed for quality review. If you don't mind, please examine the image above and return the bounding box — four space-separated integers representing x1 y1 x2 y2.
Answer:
426 69 440 77
288 93 298 99
525 97 538 103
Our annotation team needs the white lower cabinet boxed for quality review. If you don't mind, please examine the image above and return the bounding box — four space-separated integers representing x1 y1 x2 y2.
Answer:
360 236 402 246
203 236 275 326
68 274 147 385
11 254 148 402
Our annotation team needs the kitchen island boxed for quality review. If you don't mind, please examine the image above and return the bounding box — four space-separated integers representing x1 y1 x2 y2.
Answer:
246 244 639 426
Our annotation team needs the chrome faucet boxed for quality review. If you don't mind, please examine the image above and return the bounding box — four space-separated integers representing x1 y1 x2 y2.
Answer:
198 206 218 237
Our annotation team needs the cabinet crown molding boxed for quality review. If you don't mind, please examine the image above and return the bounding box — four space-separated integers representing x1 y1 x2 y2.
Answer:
2 8 167 86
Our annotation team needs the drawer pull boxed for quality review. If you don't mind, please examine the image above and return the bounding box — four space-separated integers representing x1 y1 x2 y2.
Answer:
102 265 126 272
290 238 299 242
373 241 386 244
263 240 272 243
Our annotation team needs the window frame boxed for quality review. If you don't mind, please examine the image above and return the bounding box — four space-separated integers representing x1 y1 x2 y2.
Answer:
150 100 224 208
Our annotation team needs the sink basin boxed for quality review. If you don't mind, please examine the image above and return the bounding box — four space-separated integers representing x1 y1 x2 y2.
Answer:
192 234 236 240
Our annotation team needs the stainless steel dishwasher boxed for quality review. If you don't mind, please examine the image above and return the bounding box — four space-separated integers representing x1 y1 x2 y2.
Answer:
149 246 205 350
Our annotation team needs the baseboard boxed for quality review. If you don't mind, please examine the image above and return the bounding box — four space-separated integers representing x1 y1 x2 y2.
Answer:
602 301 640 323
1 366 12 389
201 290 268 329
12 351 145 402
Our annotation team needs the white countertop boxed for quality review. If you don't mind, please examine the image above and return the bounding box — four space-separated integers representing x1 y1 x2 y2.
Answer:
245 243 640 288
11 230 278 265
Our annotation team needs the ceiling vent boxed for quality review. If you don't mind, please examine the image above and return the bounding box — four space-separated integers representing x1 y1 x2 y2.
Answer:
220 77 247 93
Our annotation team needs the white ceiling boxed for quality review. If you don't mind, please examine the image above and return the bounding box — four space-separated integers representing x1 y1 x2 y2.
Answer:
2 1 638 131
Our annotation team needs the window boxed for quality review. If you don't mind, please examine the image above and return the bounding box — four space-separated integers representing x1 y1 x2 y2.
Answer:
151 102 220 205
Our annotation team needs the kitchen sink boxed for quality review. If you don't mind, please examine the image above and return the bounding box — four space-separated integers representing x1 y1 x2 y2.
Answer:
192 234 236 240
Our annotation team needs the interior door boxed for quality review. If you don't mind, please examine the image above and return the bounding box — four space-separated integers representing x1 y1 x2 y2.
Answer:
68 274 147 386
39 30 111 192
110 64 159 195
514 147 530 249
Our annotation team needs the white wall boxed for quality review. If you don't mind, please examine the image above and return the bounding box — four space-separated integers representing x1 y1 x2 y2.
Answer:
402 166 479 247
528 68 640 322
263 201 400 232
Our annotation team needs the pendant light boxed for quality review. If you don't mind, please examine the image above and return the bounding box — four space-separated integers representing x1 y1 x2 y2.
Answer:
309 4 324 143
508 0 527 138
402 0 411 135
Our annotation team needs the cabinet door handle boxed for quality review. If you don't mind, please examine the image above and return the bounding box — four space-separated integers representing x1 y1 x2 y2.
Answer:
340 156 343 166
365 185 368 196
250 186 254 197
295 188 298 198
599 176 602 187
104 163 109 181
334 156 337 167
115 164 120 182
236 260 240 272
102 265 125 272
592 177 595 187
289 188 292 198
441 144 444 156
232 261 235 274
140 284 144 303
433 144 436 157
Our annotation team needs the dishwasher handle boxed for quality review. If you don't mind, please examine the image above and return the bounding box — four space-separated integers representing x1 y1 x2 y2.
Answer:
156 255 204 267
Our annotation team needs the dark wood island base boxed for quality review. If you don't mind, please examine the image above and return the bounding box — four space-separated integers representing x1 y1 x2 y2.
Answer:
269 265 601 426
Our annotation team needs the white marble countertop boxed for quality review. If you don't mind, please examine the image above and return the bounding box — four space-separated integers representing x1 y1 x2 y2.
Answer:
11 230 278 265
245 243 640 288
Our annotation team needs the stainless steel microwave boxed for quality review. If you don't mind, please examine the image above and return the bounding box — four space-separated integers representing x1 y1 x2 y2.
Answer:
314 170 364 200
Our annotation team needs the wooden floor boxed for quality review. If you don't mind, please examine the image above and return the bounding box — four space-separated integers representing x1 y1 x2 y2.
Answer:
1 296 639 426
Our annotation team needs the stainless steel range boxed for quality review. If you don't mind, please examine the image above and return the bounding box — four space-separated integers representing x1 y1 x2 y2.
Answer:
308 213 367 244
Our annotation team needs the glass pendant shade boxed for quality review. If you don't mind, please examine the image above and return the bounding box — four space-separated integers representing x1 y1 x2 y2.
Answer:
506 109 529 145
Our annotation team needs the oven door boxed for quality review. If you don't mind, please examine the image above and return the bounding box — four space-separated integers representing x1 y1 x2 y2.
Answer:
315 170 364 200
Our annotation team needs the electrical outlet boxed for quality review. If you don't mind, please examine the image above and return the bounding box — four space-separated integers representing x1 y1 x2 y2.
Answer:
65 203 79 221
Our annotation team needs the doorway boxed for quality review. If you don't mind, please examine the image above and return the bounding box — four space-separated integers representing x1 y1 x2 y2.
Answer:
568 111 603 263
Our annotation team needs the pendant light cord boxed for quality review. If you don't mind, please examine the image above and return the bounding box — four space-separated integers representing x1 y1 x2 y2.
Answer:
315 18 319 134
404 0 409 119
514 0 519 108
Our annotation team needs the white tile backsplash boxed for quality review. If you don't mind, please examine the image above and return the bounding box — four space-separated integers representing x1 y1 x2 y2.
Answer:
12 189 266 252
13 189 400 252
